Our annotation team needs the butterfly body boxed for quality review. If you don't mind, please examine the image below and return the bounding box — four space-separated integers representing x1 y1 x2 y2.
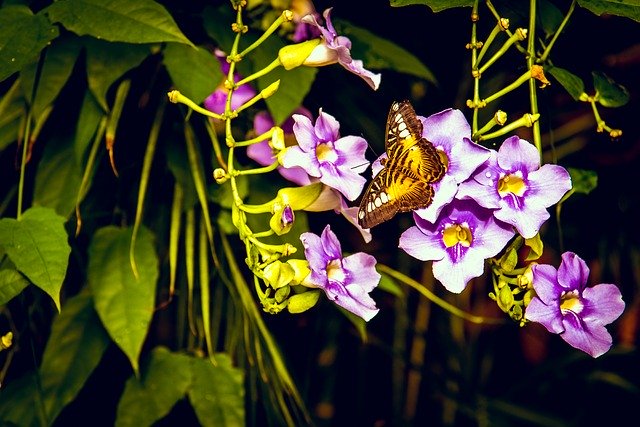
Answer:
357 101 445 229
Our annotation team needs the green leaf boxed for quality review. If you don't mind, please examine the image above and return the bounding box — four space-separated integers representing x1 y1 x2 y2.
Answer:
44 0 194 45
0 268 29 306
20 35 82 118
547 66 586 101
33 137 82 218
593 71 630 107
251 36 317 125
389 0 474 12
0 206 71 311
188 353 245 427
0 372 40 426
84 38 151 111
338 306 368 342
163 43 222 105
39 290 110 423
568 167 598 194
88 225 159 375
577 0 640 22
287 289 321 314
116 347 192 427
0 5 59 82
335 20 436 84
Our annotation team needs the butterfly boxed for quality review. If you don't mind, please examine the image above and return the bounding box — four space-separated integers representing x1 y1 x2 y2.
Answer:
357 100 446 229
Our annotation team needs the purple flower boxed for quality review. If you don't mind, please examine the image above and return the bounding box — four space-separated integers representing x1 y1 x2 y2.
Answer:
282 109 369 201
301 8 381 90
457 136 571 239
203 49 256 114
525 252 625 358
248 109 314 186
409 109 491 223
399 200 515 293
300 224 380 321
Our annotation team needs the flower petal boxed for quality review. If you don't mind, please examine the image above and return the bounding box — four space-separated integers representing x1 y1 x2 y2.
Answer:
582 283 625 325
525 296 565 334
557 252 590 292
497 136 540 172
561 314 613 357
320 224 342 259
526 164 572 208
342 252 381 293
314 110 341 142
432 248 485 293
300 231 328 272
530 264 563 304
398 224 446 262
318 162 366 201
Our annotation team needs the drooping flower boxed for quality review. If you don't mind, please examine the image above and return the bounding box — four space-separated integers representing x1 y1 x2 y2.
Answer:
300 224 380 321
407 109 491 223
457 136 571 239
248 108 314 186
281 109 369 201
399 199 515 293
301 8 381 90
203 49 256 114
525 252 625 358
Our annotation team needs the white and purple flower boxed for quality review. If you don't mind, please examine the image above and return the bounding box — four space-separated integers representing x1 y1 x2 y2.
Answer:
525 252 625 358
248 108 314 186
203 49 256 114
399 200 515 293
410 109 491 223
300 224 380 321
301 8 381 90
281 109 369 202
457 136 572 239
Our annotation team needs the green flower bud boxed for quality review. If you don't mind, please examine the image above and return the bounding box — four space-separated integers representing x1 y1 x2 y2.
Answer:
497 284 515 312
286 259 311 285
278 39 322 70
287 289 321 314
263 260 295 289
275 285 291 303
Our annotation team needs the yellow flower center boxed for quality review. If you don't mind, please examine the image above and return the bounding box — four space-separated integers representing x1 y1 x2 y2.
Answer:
560 290 583 314
442 223 473 248
326 259 345 283
498 173 526 197
316 142 337 163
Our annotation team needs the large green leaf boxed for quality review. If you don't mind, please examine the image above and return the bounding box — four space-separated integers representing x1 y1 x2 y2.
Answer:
188 354 245 427
33 136 82 218
335 20 436 84
0 372 40 426
20 36 82 118
116 347 192 427
39 290 110 424
0 5 59 82
43 0 194 45
577 0 640 22
0 268 30 306
389 0 474 12
0 206 71 311
252 36 317 125
163 43 222 105
593 71 630 107
88 225 159 375
84 38 151 111
547 66 586 101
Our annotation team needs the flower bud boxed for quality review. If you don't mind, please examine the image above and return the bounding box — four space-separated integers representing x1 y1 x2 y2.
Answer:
213 168 228 183
263 260 295 289
270 203 295 235
278 39 323 70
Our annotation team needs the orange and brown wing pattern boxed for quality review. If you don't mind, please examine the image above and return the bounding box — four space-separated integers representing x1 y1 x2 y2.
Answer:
357 101 445 229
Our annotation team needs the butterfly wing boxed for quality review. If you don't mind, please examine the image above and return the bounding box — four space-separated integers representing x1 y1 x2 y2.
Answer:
357 100 445 229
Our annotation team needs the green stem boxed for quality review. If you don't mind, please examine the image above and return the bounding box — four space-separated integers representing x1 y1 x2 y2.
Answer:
237 11 292 59
235 58 282 87
474 21 505 70
235 160 280 176
527 0 543 157
482 69 532 105
471 0 480 133
16 109 33 219
477 28 527 76
234 126 276 147
377 264 504 325
167 90 225 120
539 0 576 62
